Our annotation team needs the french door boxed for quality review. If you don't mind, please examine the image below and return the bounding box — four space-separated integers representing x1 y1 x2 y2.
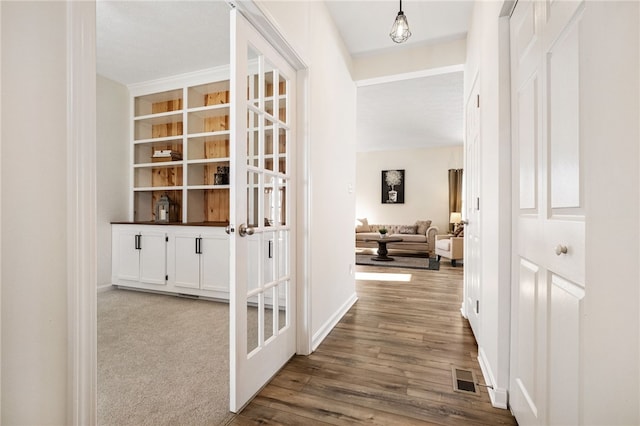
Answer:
229 9 297 412
510 1 586 424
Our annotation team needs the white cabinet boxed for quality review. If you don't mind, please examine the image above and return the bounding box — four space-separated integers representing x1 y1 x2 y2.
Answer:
173 229 229 297
112 224 229 298
113 225 167 288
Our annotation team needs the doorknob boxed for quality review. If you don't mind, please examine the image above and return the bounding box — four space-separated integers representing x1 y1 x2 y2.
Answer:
225 225 235 235
555 244 568 256
238 223 255 237
461 219 469 225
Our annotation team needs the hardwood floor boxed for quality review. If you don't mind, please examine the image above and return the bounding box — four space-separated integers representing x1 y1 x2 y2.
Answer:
227 259 518 425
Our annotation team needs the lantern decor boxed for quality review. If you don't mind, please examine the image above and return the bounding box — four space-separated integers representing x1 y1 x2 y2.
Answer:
214 165 230 185
155 193 178 223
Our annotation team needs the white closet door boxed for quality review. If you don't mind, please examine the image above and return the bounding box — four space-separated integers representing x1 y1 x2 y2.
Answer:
510 1 586 424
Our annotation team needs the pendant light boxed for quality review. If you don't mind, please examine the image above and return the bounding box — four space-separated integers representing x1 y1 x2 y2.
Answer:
389 0 412 43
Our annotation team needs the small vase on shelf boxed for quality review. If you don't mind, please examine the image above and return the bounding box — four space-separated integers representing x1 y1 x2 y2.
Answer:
379 228 388 238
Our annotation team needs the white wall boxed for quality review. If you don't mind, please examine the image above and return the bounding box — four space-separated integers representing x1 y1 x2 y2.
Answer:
256 1 358 349
580 3 638 422
97 75 129 288
353 38 466 82
464 0 512 408
356 146 463 232
1 2 69 423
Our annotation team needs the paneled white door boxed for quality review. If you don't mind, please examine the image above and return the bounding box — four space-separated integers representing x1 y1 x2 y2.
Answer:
229 9 297 412
463 75 481 336
510 1 586 424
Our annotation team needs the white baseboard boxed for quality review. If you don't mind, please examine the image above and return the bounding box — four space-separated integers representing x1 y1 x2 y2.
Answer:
460 301 468 319
311 292 358 351
478 347 508 409
97 284 114 293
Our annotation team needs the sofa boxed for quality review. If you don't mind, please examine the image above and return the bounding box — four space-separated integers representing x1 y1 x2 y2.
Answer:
355 219 439 255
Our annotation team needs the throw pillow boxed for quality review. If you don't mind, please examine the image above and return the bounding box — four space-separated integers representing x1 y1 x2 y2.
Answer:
453 223 464 237
356 218 371 233
399 225 417 234
415 220 432 235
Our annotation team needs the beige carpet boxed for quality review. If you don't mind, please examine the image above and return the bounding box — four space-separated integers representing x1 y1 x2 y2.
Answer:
98 289 234 425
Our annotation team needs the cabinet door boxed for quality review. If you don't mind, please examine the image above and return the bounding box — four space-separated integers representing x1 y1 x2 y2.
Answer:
200 234 229 292
174 233 201 289
139 231 167 285
116 229 141 282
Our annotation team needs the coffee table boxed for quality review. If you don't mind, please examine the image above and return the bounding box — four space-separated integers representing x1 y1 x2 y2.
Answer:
364 237 403 261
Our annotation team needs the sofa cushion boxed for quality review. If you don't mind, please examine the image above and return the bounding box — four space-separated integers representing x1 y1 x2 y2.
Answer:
356 218 371 233
415 220 432 235
355 232 380 241
391 234 427 243
436 239 451 250
399 225 417 234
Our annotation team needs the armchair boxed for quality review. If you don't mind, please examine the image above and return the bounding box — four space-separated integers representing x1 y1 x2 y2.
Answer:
435 235 464 266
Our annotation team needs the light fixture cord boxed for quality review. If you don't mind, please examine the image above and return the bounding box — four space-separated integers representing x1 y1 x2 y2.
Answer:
399 0 403 13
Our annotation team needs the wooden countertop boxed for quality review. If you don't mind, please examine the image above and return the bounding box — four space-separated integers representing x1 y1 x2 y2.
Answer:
111 221 229 227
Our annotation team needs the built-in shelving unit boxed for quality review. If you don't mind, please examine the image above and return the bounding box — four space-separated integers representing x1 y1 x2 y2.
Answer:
130 70 231 224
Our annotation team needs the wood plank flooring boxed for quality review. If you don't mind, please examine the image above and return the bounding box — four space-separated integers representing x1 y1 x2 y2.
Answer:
227 259 518 425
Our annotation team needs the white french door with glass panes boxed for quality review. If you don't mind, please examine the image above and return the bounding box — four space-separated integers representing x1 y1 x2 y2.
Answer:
229 9 296 412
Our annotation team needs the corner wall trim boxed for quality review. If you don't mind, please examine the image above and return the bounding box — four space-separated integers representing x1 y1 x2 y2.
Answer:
478 347 508 409
311 293 358 351
66 1 97 424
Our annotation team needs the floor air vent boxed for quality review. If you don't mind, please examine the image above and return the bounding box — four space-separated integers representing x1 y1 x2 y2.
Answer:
451 367 479 394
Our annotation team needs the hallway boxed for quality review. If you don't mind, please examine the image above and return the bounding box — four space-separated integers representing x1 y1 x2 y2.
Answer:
228 260 518 425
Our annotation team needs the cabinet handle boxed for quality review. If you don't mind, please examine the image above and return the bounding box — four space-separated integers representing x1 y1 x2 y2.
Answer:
135 234 141 250
268 240 273 259
195 237 202 254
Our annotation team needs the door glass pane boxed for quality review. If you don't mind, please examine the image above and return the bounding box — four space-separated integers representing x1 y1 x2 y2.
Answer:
264 231 275 284
264 174 275 227
247 293 259 354
278 178 287 226
277 281 288 332
247 171 260 227
278 127 287 174
264 287 275 342
264 118 275 171
264 61 275 117
247 110 259 167
278 73 287 124
247 45 259 106
278 230 289 278
246 237 260 294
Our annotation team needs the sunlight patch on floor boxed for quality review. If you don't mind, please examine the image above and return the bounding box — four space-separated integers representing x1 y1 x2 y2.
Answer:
355 271 412 282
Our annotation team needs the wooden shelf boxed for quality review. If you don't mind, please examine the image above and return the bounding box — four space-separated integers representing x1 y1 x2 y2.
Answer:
131 78 231 223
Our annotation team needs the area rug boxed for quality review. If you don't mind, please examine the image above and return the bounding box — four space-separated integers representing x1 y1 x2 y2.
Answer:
355 254 440 270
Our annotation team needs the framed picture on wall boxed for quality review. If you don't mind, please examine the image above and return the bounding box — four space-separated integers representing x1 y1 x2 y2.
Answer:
381 169 405 204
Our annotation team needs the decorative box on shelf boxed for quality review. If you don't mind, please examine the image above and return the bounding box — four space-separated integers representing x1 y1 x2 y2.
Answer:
151 150 183 163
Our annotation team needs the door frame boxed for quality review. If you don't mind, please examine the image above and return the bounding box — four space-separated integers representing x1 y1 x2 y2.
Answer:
68 0 311 422
67 2 98 424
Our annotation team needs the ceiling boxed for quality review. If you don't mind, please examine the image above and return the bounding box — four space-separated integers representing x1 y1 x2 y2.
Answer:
357 71 463 152
97 1 230 85
324 0 472 57
96 1 471 152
